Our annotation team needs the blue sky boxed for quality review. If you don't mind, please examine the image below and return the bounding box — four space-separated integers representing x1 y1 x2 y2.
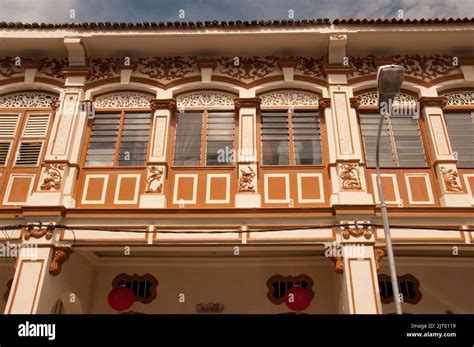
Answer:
0 0 472 22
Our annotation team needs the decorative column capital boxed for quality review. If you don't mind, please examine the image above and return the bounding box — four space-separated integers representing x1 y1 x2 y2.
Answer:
197 58 217 69
49 246 73 276
21 58 43 70
318 97 331 109
62 66 91 79
330 255 344 274
418 96 447 108
374 57 393 67
374 247 385 271
277 57 297 69
234 97 261 110
342 223 373 240
322 64 352 77
349 97 361 109
50 99 61 111
150 98 177 111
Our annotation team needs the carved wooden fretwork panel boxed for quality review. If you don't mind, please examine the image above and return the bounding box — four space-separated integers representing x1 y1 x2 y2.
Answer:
357 91 416 106
260 90 319 106
94 92 153 108
176 91 235 108
443 91 474 106
0 92 57 108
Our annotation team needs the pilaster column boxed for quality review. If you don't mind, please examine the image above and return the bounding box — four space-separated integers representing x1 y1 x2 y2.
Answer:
323 66 373 205
139 99 176 208
330 222 382 314
234 97 261 208
419 97 471 206
26 67 90 208
5 224 72 314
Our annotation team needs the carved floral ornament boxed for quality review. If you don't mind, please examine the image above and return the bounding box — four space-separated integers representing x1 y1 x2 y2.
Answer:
347 55 460 81
176 91 235 108
342 224 373 240
339 163 362 190
40 163 66 191
443 91 474 106
0 92 58 108
356 91 416 107
440 167 463 192
24 223 55 240
239 166 256 192
94 92 153 108
260 90 319 107
146 166 164 193
0 57 67 79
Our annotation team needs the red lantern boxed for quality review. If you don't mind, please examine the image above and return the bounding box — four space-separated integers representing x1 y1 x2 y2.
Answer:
108 286 134 312
285 286 312 312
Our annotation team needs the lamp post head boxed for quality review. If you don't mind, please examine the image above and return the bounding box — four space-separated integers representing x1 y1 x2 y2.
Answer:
377 65 405 114
377 65 404 96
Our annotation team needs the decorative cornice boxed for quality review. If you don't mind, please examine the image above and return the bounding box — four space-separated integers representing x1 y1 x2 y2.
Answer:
24 223 55 240
62 66 91 78
150 98 177 111
197 58 217 69
234 97 261 109
318 97 331 109
349 97 360 109
418 96 447 108
49 246 72 276
278 57 297 68
323 64 352 76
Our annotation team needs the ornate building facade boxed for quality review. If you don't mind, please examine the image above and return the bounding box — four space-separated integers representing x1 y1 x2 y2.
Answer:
0 18 473 314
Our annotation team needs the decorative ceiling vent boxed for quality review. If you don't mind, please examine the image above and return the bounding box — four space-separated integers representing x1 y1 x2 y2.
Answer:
443 91 474 106
94 92 153 108
357 91 416 106
176 90 235 108
260 90 319 106
0 92 57 108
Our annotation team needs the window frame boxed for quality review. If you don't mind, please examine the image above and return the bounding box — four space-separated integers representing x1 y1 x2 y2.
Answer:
259 105 324 167
83 107 152 168
357 109 432 169
171 105 237 168
442 107 474 169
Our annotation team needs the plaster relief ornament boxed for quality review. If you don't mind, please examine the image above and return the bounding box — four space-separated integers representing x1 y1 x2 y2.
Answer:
49 247 72 276
339 163 362 190
444 91 474 106
440 167 463 192
342 224 372 240
137 56 197 80
24 223 55 241
146 166 163 193
392 55 459 80
217 56 279 80
295 56 325 79
239 166 256 192
40 163 66 191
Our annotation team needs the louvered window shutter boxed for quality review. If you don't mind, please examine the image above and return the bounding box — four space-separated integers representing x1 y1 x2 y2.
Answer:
15 114 50 167
444 112 474 167
0 114 20 167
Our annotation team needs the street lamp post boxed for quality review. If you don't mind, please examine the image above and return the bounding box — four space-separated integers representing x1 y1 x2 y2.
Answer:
376 65 404 315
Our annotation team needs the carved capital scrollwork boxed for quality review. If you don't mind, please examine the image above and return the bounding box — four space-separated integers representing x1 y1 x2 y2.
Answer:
349 97 360 109
24 223 55 241
150 98 177 111
374 247 385 271
342 224 372 240
234 97 261 109
418 96 447 108
318 97 331 109
49 246 72 276
330 255 344 274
